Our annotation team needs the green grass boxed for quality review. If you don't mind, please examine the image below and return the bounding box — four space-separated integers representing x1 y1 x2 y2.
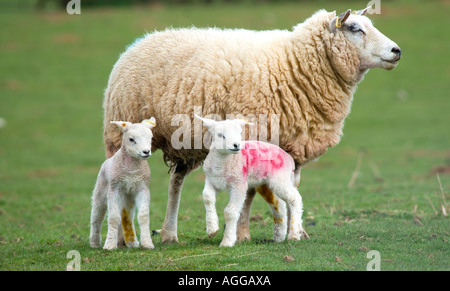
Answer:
0 0 449 271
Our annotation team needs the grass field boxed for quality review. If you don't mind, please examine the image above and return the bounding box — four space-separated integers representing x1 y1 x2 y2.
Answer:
0 0 449 271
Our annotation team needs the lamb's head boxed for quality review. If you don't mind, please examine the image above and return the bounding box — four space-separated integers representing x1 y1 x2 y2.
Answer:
328 8 401 76
110 117 156 160
195 115 253 154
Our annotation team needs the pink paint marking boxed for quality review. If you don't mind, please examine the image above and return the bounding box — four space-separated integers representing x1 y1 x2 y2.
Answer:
241 141 286 179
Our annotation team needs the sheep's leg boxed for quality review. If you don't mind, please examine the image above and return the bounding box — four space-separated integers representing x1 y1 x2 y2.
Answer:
202 180 219 237
275 186 304 241
220 186 247 247
117 226 126 248
136 187 154 249
89 179 107 248
161 168 186 244
256 184 287 242
236 187 256 242
104 188 121 250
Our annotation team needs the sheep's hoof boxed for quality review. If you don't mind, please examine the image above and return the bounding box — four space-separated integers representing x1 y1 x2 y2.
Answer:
161 230 179 244
90 239 102 248
236 232 251 242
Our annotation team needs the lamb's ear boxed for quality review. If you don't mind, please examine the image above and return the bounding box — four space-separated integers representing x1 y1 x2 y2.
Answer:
356 7 370 16
194 114 216 129
235 119 254 126
110 121 132 132
329 9 351 32
142 117 156 129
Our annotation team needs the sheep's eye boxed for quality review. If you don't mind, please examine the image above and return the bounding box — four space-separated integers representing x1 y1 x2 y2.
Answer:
217 133 225 139
129 138 136 144
348 24 364 34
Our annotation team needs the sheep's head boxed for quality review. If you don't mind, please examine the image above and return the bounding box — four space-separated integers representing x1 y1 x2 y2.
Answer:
110 117 156 160
195 115 253 154
328 8 401 80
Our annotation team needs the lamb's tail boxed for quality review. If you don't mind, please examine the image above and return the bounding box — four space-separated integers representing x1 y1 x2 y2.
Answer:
290 163 296 187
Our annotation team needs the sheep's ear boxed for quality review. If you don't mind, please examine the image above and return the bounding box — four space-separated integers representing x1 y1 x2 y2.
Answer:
142 117 156 129
194 114 216 129
356 7 370 16
110 121 132 132
329 9 351 31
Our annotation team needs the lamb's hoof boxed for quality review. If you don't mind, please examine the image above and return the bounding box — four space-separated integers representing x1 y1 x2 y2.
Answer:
141 241 155 249
103 243 118 250
126 241 140 248
273 236 286 243
287 233 301 241
301 230 310 240
219 240 236 247
161 230 179 244
207 230 218 238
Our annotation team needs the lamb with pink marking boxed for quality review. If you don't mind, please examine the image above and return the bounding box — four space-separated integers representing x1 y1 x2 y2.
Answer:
196 115 305 247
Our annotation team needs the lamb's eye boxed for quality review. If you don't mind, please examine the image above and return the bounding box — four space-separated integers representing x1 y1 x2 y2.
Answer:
217 133 225 139
129 138 136 144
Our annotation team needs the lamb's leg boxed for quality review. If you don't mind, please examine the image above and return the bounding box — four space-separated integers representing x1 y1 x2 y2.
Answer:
161 165 188 244
220 186 247 247
202 180 219 237
136 187 154 249
275 186 304 241
236 187 256 242
89 179 107 248
104 188 121 250
294 165 302 188
293 165 309 239
121 205 139 248
256 184 287 242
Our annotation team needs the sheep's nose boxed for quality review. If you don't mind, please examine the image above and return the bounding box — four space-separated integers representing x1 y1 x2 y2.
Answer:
233 143 240 150
391 46 401 58
142 150 150 155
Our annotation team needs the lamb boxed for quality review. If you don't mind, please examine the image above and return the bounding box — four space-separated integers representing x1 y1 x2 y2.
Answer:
90 118 156 250
102 7 401 244
196 115 305 247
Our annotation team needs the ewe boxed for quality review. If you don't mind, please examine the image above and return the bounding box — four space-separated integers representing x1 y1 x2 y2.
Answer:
90 118 156 250
196 115 305 247
103 7 401 243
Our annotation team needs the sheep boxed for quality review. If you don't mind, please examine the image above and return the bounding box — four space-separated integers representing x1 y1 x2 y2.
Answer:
102 7 401 244
90 118 156 250
195 115 305 247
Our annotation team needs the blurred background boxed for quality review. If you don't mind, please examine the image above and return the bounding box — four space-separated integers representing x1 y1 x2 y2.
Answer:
0 0 449 270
